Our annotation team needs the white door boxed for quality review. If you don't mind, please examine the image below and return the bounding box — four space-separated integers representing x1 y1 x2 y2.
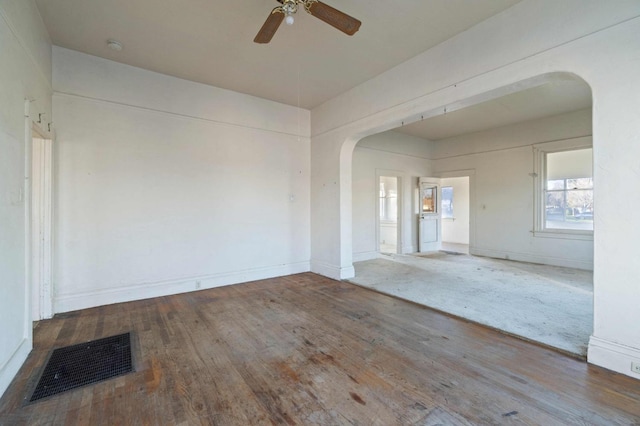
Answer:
419 178 442 252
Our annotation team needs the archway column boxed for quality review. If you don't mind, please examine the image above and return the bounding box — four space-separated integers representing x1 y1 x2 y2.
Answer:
586 37 640 375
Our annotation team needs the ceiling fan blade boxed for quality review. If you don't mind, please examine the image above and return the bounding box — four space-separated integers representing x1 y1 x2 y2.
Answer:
306 1 361 36
254 8 285 44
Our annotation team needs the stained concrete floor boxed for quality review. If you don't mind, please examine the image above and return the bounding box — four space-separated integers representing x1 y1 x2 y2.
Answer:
348 252 593 357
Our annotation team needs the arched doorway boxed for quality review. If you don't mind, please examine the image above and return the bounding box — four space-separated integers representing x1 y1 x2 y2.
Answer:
343 74 594 356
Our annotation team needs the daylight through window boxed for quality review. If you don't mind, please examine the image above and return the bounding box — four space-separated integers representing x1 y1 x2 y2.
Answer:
544 148 593 231
442 187 453 219
379 180 398 221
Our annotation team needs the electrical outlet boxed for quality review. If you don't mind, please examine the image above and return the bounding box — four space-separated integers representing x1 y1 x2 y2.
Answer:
632 362 640 375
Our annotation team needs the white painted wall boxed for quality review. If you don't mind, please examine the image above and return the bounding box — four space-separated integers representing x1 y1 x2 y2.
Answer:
352 131 431 261
433 109 593 270
310 1 640 378
52 47 311 313
0 0 52 397
440 177 469 245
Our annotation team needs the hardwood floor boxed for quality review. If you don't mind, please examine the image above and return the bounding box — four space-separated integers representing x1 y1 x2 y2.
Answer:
1 272 639 425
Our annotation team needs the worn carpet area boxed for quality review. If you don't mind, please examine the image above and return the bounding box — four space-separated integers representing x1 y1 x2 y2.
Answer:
348 252 593 356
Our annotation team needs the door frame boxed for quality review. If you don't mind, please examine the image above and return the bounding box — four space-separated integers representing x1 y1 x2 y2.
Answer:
31 125 53 320
437 169 476 252
376 170 404 254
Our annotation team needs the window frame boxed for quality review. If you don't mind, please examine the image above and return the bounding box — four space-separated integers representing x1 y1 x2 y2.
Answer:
533 137 594 241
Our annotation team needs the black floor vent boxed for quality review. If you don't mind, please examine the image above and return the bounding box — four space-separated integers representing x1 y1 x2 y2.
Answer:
30 332 133 402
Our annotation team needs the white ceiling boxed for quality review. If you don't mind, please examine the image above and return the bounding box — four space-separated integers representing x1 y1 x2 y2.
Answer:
395 79 592 141
35 0 520 109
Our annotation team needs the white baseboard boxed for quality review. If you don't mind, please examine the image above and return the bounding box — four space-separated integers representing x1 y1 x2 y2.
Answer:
588 336 640 380
54 261 310 313
311 260 355 280
0 338 31 399
353 251 379 262
470 247 593 270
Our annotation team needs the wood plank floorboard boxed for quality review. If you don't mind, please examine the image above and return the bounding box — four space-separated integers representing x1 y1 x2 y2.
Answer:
1 272 639 425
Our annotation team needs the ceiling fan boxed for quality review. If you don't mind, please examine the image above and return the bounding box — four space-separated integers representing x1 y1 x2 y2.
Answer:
254 0 361 44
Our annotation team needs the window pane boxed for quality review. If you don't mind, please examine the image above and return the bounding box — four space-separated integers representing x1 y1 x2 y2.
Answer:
567 189 593 230
442 187 453 219
566 178 593 190
547 179 565 190
422 186 436 213
545 192 565 225
545 190 594 231
566 189 593 211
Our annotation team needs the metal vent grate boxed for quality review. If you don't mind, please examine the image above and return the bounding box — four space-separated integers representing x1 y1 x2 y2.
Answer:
30 332 133 402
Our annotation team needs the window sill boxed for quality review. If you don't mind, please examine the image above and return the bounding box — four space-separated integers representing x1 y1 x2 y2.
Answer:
532 230 593 241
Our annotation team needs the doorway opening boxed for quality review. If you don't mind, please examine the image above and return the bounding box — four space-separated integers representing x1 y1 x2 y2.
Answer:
440 176 470 254
378 176 399 254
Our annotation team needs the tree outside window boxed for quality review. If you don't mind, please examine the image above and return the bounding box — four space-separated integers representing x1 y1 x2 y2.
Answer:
544 149 593 231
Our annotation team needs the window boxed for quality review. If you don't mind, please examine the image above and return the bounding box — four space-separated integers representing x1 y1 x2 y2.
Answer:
379 180 398 221
534 140 593 238
421 186 436 213
544 149 593 231
442 186 454 219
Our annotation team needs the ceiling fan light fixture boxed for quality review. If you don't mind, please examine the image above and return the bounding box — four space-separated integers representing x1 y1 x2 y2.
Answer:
285 13 294 26
283 0 297 25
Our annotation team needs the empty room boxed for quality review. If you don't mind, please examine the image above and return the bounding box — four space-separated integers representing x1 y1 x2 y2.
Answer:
349 80 596 357
1 1 640 424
